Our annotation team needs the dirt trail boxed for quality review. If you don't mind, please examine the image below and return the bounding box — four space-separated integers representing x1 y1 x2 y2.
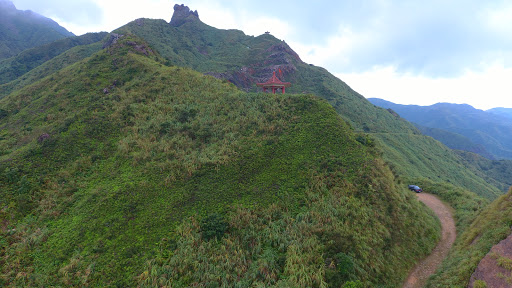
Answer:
402 193 456 288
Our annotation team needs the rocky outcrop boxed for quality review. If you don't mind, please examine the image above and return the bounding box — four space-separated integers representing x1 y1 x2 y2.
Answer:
170 4 199 27
469 233 512 288
205 42 301 92
103 33 123 49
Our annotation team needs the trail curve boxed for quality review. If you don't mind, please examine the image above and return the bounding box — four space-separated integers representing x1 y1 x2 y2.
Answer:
402 193 456 288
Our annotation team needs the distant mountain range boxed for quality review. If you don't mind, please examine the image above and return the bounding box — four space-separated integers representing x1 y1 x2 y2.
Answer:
369 98 512 160
488 107 512 120
0 0 73 60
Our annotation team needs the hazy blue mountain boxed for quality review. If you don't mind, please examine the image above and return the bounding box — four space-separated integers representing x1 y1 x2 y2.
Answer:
369 98 512 159
487 107 512 120
0 0 74 60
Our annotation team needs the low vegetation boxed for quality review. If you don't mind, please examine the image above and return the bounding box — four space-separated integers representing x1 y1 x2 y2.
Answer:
0 35 440 287
374 133 501 200
0 32 107 86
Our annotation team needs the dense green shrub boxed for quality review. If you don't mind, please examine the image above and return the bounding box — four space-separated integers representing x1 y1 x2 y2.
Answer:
201 213 228 241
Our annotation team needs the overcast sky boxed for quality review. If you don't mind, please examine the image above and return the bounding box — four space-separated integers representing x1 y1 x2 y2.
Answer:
10 0 512 110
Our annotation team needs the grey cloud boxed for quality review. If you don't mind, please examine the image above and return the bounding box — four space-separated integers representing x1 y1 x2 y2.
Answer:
209 0 512 76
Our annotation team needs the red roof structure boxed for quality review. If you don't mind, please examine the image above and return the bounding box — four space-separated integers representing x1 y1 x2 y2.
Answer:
256 71 291 94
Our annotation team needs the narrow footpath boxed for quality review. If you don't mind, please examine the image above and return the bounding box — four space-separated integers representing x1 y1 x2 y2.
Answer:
402 193 456 288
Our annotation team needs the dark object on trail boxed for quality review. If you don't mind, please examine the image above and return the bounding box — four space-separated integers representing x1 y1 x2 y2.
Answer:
408 185 423 193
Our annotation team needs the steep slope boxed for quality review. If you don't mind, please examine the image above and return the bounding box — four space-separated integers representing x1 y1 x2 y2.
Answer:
0 39 105 98
0 0 74 60
111 8 502 199
0 35 439 287
0 32 107 86
455 151 512 193
369 98 512 160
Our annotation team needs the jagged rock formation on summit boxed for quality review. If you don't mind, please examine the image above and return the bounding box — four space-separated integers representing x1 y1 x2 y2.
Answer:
170 4 199 27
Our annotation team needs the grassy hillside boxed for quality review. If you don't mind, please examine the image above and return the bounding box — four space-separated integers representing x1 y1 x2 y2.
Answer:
0 9 507 286
0 0 73 60
0 13 503 199
0 39 105 98
113 18 503 200
114 19 415 135
0 35 439 287
372 133 501 199
456 151 512 193
414 123 494 159
0 32 107 86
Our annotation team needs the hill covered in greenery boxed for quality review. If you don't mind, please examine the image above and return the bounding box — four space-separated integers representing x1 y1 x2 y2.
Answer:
111 13 503 200
0 34 439 287
0 0 73 60
0 32 107 87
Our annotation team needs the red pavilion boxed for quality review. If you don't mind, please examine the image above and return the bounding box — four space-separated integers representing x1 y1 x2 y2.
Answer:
256 71 291 94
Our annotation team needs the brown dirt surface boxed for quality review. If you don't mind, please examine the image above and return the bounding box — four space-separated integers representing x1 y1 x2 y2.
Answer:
403 193 456 288
468 233 512 288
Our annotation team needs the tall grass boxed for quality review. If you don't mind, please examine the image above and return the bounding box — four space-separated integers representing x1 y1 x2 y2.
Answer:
0 35 440 286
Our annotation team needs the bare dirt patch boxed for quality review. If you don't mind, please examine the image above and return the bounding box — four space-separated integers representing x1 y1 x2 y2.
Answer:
468 233 512 288
403 193 456 288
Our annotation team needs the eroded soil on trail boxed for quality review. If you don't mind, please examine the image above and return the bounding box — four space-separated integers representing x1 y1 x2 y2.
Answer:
403 193 456 288
468 233 512 288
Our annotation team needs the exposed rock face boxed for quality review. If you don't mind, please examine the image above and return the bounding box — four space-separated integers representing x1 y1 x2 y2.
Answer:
205 42 302 92
170 4 199 27
469 233 512 288
103 33 123 49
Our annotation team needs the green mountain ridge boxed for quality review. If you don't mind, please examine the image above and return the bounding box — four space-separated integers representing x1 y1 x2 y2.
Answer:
0 34 439 287
0 32 107 87
113 15 502 199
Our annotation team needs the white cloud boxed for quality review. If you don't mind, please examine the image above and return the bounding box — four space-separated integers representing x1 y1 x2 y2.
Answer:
194 1 291 39
484 4 512 35
337 64 512 110
87 0 172 33
289 26 355 66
